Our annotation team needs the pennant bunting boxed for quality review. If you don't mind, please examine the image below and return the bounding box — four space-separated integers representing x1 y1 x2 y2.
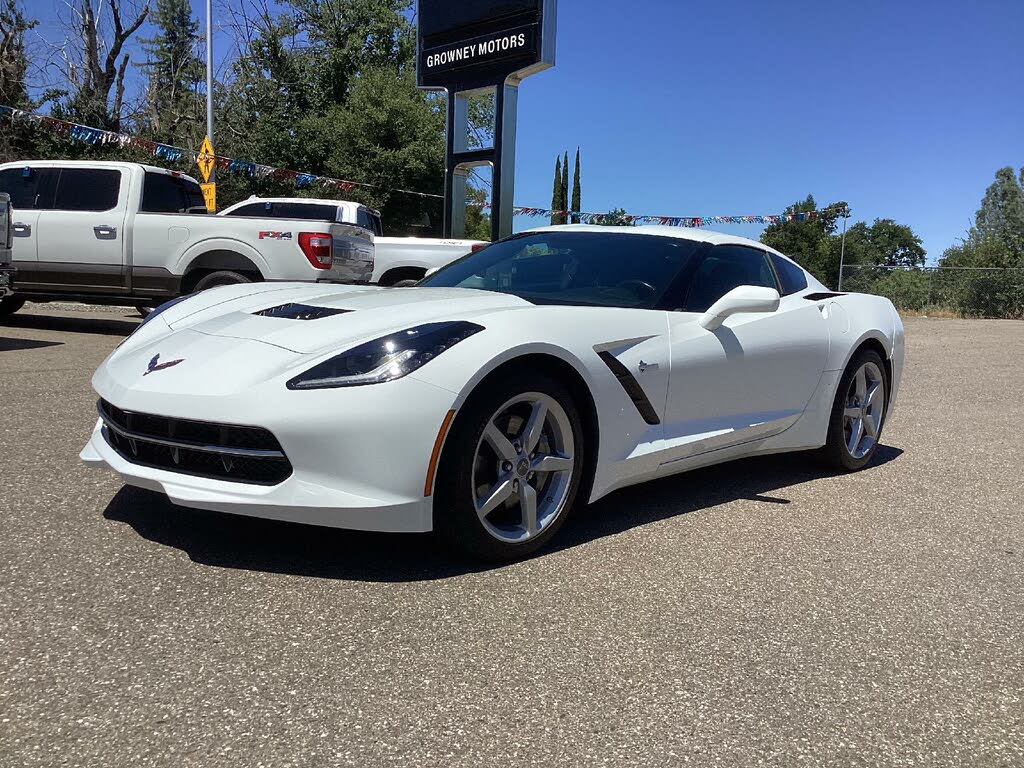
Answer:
0 104 841 226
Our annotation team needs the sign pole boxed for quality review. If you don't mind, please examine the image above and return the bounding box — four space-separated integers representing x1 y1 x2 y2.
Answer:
205 0 215 209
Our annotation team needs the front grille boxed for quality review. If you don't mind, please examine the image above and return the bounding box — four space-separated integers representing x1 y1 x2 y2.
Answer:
98 400 292 485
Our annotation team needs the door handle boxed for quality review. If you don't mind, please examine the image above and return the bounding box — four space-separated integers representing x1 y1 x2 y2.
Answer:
94 225 117 240
13 222 30 236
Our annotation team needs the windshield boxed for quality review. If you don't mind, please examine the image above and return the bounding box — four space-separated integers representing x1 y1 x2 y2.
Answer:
419 232 701 309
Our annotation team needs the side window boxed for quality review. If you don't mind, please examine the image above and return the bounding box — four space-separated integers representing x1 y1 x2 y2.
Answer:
276 203 335 221
770 253 809 295
224 202 273 217
0 167 59 210
685 245 778 312
53 168 121 212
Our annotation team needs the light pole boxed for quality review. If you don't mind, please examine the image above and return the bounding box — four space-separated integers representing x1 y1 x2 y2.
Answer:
837 203 851 291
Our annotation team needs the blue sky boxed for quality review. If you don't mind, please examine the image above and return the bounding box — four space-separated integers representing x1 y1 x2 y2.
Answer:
30 0 1024 260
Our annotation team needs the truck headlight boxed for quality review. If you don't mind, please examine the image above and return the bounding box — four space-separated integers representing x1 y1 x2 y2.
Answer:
286 321 484 389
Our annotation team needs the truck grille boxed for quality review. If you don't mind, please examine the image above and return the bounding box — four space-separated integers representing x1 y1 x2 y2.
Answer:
98 400 292 485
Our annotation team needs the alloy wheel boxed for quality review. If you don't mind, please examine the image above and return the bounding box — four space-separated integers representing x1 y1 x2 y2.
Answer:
843 361 885 460
471 392 575 544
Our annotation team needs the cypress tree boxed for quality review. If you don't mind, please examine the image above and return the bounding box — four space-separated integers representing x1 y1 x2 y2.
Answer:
551 156 562 226
571 148 581 224
560 151 569 225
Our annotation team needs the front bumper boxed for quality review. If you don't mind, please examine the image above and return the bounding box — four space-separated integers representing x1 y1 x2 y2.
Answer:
81 366 460 533
0 264 14 297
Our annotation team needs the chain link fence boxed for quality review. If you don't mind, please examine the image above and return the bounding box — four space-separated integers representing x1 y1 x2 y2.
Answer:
838 265 1024 319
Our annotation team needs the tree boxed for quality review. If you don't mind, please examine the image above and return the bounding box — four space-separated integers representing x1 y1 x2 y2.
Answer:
0 0 36 108
137 0 203 145
571 148 581 224
597 207 631 226
560 151 569 224
464 185 491 241
842 218 925 269
57 0 150 131
760 195 845 287
550 156 561 225
975 166 1024 260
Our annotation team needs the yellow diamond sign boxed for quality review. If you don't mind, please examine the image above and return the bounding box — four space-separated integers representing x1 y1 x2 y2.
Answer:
197 136 215 183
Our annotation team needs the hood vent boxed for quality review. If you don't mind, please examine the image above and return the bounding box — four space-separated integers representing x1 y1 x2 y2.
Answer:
253 303 352 320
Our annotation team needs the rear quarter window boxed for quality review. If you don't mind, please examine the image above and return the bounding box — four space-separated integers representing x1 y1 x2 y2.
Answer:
141 172 207 213
770 253 810 295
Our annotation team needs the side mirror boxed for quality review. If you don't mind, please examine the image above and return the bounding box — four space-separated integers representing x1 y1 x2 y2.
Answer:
424 267 440 278
699 285 780 331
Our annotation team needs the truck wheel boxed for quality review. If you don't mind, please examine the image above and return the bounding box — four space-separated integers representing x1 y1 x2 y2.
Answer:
0 296 26 319
392 279 420 287
192 271 251 292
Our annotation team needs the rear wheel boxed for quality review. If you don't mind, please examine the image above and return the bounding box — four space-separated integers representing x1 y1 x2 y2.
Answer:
435 372 586 561
191 270 251 292
0 296 25 319
821 349 888 471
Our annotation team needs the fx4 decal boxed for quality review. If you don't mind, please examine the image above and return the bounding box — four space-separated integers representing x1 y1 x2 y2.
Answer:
259 231 293 240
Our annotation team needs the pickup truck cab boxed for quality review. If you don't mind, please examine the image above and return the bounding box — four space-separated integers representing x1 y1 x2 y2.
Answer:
220 195 483 286
0 193 13 297
0 161 373 318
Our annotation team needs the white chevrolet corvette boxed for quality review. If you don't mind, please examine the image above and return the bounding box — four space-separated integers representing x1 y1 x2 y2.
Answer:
82 225 905 560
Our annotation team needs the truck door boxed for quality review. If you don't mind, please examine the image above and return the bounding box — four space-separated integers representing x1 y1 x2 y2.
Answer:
0 166 59 285
34 167 129 294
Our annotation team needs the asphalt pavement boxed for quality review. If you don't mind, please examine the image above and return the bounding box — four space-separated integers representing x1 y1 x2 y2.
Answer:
1 305 1021 767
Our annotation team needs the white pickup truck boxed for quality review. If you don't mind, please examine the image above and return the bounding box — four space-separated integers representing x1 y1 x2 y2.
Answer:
220 196 484 286
0 161 374 318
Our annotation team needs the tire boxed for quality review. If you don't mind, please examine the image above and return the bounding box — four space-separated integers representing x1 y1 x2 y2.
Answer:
0 296 25 319
191 270 251 292
391 279 420 287
820 348 888 471
434 371 587 561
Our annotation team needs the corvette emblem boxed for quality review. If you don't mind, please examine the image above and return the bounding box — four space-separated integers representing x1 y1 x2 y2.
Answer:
144 353 184 376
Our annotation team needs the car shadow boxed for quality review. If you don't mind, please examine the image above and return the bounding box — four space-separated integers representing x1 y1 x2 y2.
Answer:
102 445 903 582
0 337 64 351
5 312 139 336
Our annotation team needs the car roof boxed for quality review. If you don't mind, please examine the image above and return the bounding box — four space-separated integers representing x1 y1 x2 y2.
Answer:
524 223 797 260
0 159 200 184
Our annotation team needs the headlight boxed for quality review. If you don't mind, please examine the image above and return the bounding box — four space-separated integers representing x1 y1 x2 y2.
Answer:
286 321 484 390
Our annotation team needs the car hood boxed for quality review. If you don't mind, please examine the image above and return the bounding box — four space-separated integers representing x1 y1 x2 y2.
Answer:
165 284 532 354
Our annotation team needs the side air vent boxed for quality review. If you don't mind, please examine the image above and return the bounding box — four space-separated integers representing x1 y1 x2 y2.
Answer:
597 351 661 425
254 303 352 320
804 292 845 301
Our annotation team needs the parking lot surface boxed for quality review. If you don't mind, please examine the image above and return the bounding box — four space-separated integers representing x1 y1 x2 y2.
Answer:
1 306 1021 767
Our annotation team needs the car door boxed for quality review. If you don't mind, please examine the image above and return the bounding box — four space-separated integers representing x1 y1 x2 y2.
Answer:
34 167 129 293
0 166 60 285
660 244 829 465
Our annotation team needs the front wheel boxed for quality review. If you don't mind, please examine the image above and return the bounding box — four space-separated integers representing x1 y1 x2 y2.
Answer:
0 295 25 319
820 349 888 471
434 372 586 561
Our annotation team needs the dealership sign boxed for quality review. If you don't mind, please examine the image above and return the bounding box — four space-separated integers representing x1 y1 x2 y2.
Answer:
418 0 557 241
418 0 555 90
